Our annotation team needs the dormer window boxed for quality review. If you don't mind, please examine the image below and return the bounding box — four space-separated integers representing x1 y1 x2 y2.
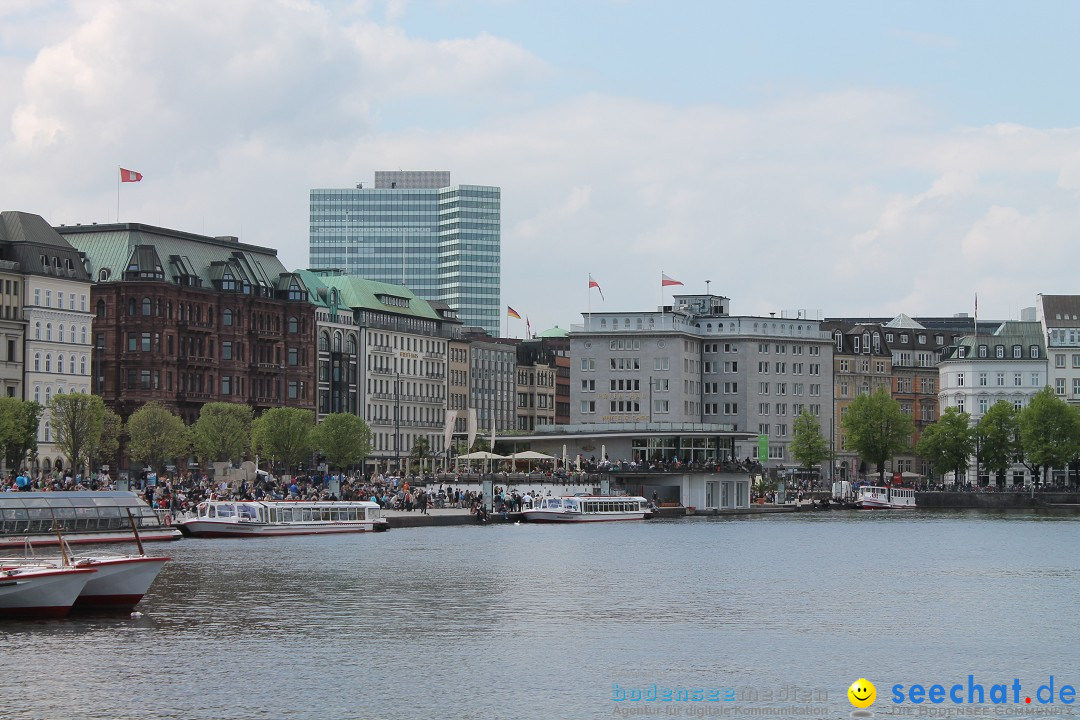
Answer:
996 345 1004 358
835 332 843 351
40 255 48 272
1013 345 1022 358
1031 345 1040 358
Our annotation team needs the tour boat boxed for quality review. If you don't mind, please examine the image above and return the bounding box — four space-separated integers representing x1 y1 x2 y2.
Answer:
856 485 917 510
176 499 389 537
0 565 97 619
521 495 652 522
0 491 180 548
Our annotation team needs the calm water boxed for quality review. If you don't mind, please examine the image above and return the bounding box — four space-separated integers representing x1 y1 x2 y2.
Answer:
2 509 1079 719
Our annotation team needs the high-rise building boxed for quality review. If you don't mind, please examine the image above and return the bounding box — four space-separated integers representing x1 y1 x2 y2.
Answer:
309 171 501 334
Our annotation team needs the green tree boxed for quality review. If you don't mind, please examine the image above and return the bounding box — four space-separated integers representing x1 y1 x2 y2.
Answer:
409 435 431 473
1019 387 1080 486
311 413 371 472
126 401 190 473
0 398 43 471
841 387 914 482
916 407 974 484
191 402 252 464
50 393 106 475
976 401 1022 486
790 410 830 475
252 407 314 471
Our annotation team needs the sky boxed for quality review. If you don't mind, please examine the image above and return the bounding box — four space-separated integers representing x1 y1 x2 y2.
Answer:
3 0 1080 335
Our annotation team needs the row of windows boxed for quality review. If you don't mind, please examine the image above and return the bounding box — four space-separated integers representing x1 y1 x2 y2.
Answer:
32 288 86 311
32 322 89 344
955 372 1041 388
31 353 87 375
956 344 1040 359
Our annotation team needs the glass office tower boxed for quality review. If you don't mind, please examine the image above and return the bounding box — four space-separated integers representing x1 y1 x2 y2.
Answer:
309 171 500 335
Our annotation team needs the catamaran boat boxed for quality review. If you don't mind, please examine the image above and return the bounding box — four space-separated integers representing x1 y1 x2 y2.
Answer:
856 485 917 510
0 565 97 619
176 499 389 537
521 495 652 522
1 554 169 611
0 491 180 548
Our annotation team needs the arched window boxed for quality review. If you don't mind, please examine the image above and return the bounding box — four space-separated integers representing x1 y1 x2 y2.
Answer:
98 268 111 282
45 387 51 406
57 325 64 343
319 332 329 352
33 386 40 403
57 354 64 374
69 356 75 374
96 299 106 318
288 316 298 334
347 335 357 354
34 353 40 371
334 332 342 353
45 354 51 372
81 326 87 344
45 323 52 341
128 298 136 316
44 423 50 442
35 321 40 340
142 297 151 316
80 356 87 375
223 308 233 326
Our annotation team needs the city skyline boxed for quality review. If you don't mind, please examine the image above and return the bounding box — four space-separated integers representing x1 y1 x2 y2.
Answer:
2 2 1079 334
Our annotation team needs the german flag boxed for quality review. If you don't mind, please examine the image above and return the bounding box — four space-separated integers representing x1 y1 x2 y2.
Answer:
507 306 522 319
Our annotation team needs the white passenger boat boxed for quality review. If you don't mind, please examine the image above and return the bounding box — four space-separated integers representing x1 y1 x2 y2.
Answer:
0 565 97 619
176 499 389 537
521 495 652 522
0 491 180 548
856 485 916 509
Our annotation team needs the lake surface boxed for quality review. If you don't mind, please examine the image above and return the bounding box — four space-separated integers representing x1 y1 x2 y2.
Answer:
2 509 1079 719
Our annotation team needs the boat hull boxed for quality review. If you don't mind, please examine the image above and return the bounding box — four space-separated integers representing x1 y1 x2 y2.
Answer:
521 510 647 522
177 520 389 537
73 556 170 610
0 568 95 619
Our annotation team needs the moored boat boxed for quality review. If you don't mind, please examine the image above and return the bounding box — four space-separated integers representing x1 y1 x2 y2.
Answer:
856 485 916 510
176 499 388 537
0 565 96 619
521 495 651 522
0 555 169 611
0 491 180 548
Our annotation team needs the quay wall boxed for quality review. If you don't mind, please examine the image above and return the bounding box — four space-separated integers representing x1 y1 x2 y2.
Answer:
916 491 1080 509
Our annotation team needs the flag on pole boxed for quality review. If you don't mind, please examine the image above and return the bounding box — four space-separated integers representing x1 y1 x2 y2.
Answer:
588 274 605 300
120 168 143 183
526 316 531 337
507 306 521 319
661 272 683 287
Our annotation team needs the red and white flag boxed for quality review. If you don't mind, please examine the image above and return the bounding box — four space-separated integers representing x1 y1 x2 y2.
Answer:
588 274 605 301
120 168 143 183
661 272 683 287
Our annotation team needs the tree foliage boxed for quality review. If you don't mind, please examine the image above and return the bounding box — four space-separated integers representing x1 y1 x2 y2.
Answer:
311 413 371 472
975 401 1022 483
191 402 252 463
90 407 123 471
50 393 105 474
916 407 974 481
1018 387 1080 484
126 401 190 472
790 410 830 471
841 387 914 481
0 398 43 470
252 407 315 471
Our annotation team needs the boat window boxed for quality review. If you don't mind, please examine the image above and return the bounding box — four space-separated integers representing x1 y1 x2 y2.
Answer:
239 505 258 520
217 505 235 518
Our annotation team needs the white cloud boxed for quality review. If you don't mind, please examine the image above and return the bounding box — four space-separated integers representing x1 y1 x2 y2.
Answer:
2 1 1080 334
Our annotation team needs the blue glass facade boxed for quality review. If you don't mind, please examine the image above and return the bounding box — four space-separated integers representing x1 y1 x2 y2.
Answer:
309 175 500 334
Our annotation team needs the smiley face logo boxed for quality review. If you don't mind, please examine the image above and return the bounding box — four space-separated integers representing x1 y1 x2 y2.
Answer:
848 678 876 708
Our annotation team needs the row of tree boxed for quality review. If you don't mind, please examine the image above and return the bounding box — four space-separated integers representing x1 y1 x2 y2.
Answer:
0 397 376 477
789 386 1080 484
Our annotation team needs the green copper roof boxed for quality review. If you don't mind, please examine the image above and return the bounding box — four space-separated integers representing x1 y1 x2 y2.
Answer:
537 325 569 338
306 270 442 321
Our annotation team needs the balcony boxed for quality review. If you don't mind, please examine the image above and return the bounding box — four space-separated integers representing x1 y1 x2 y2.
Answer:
371 418 394 426
370 345 393 355
177 319 214 332
179 355 217 367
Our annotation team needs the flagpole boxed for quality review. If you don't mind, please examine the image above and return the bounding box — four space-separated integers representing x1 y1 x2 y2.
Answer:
116 166 120 222
587 274 592 330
